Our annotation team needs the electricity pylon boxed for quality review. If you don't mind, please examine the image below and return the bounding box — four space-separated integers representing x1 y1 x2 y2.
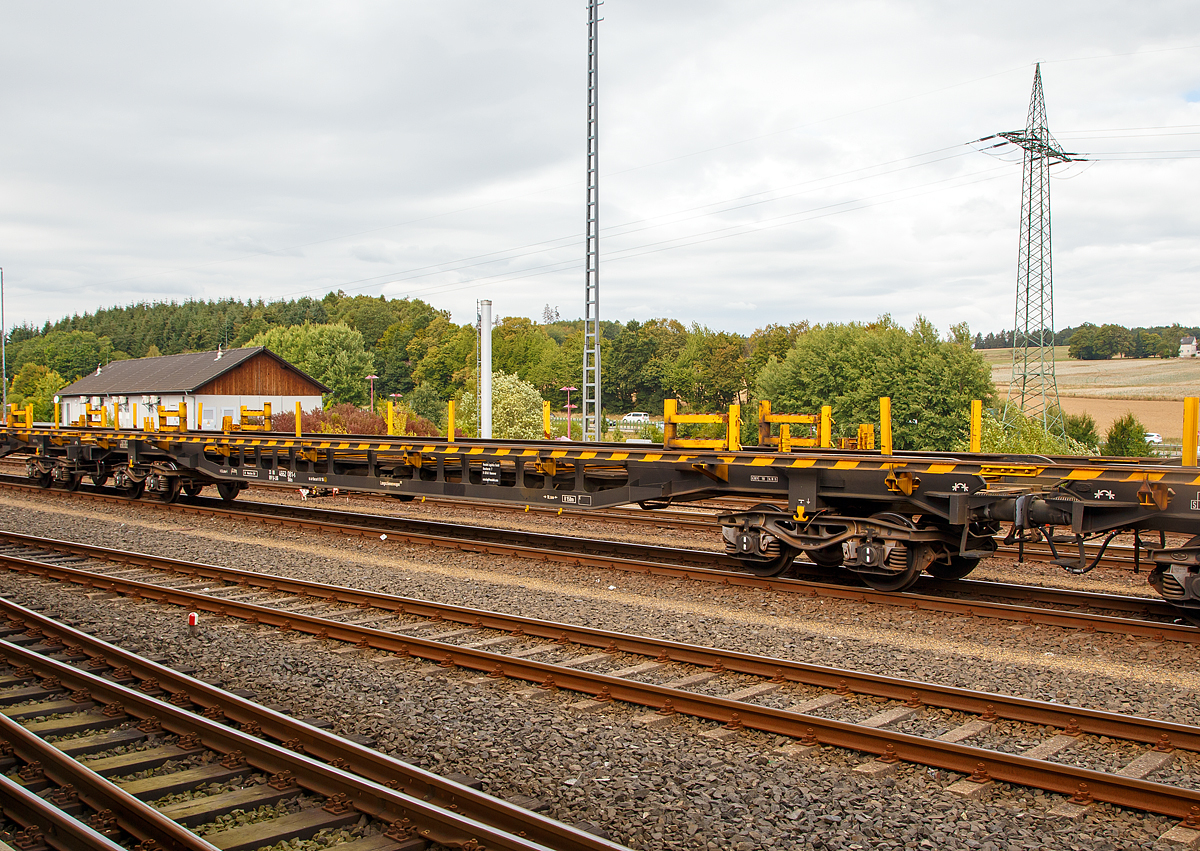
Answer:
581 0 602 442
977 64 1083 435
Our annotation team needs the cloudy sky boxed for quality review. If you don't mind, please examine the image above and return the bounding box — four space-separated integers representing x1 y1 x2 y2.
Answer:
1 2 1197 338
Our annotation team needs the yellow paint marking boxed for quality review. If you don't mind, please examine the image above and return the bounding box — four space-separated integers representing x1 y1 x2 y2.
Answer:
495 449 510 456
1122 471 1164 482
610 452 629 461
927 464 957 474
832 460 860 469
789 459 817 468
551 450 568 458
751 457 775 466
580 451 598 459
357 443 371 450
521 449 538 456
641 454 663 462
469 447 485 455
1064 469 1103 480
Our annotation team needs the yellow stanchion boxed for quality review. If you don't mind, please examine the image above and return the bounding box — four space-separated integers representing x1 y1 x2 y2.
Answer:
970 399 982 453
880 397 893 455
1184 397 1199 467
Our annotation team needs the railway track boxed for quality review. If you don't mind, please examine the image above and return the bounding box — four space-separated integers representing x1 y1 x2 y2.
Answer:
0 468 1165 573
4 536 1200 831
0 602 625 851
2 479 1195 643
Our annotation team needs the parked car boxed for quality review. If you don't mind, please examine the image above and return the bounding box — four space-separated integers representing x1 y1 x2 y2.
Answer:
622 411 650 423
1145 432 1163 445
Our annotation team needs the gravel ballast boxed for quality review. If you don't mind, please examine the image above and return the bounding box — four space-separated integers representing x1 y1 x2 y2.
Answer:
0 489 1193 850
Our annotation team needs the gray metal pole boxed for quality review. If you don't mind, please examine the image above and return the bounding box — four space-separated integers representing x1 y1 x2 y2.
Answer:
1 267 6 422
480 299 492 439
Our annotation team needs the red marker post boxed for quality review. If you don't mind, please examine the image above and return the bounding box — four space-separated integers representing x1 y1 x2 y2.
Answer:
188 612 199 638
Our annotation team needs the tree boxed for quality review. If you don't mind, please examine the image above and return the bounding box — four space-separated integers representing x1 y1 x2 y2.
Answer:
491 317 562 396
755 316 994 451
1102 412 1151 457
8 363 67 421
670 324 748 410
249 323 374 406
374 299 444 397
745 323 808 387
1064 412 1100 448
456 371 544 439
408 317 476 401
7 330 123 383
606 319 687 411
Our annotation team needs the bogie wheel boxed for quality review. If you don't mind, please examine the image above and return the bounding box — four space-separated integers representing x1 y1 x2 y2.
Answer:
183 483 204 498
858 513 932 593
216 481 241 502
122 480 146 499
737 547 798 577
91 473 109 488
34 471 52 489
155 478 182 503
734 504 797 576
64 473 84 492
926 555 980 580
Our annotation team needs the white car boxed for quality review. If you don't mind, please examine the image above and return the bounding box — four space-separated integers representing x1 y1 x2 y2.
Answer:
622 411 650 424
1145 432 1163 445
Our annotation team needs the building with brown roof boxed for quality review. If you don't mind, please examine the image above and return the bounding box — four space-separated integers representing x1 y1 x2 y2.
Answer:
57 346 328 430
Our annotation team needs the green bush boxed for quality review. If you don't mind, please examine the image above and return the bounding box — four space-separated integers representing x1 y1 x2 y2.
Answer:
1064 412 1100 449
1102 412 1151 457
457 371 544 439
961 409 1094 456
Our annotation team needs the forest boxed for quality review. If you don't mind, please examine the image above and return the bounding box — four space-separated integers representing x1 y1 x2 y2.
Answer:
973 323 1198 358
3 293 996 452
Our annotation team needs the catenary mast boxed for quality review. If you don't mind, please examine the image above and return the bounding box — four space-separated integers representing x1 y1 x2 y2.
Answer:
581 0 602 442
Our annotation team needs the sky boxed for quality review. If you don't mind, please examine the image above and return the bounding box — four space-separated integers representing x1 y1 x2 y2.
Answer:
1 1 1197 338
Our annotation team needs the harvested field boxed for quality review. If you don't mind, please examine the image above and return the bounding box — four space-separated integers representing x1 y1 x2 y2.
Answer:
981 347 1200 439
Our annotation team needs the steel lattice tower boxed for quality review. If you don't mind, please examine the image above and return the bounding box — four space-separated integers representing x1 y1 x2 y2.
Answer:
986 65 1082 434
582 0 602 442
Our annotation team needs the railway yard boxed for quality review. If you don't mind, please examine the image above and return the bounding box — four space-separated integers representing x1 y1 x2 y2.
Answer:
1 464 1200 850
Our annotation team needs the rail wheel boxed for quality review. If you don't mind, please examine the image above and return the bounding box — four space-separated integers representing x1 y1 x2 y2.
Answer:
63 473 84 492
91 472 109 488
738 546 799 577
121 479 145 499
161 478 182 503
183 483 204 498
733 504 799 576
34 470 52 489
216 481 241 502
858 513 934 593
926 555 980 580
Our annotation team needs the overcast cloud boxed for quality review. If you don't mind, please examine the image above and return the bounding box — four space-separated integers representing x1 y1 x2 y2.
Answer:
1 1 1197 337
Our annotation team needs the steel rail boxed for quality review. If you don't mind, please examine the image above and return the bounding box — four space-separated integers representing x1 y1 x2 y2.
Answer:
0 603 627 851
5 564 1200 821
0 632 595 851
0 767 130 851
0 514 1192 645
0 710 219 851
304 488 1163 571
0 477 1192 640
4 537 1195 752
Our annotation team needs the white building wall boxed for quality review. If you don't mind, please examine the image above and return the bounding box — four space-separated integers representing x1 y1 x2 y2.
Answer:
64 394 322 431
